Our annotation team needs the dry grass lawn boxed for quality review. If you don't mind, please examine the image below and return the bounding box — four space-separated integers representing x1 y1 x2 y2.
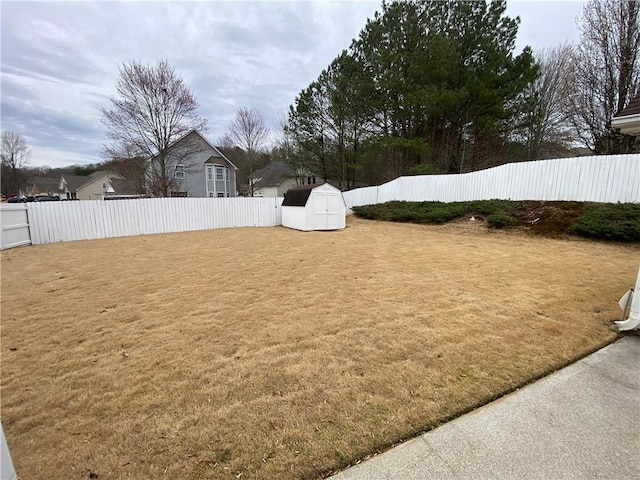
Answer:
1 217 637 479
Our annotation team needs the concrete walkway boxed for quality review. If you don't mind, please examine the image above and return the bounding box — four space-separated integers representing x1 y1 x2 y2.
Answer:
330 336 640 480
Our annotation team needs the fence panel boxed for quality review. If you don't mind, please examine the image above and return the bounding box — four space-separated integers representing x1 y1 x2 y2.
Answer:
344 154 640 208
0 205 31 250
24 197 284 245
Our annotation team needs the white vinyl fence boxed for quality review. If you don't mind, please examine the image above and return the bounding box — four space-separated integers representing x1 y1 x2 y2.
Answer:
1 154 638 249
0 204 31 250
343 154 640 209
22 197 283 246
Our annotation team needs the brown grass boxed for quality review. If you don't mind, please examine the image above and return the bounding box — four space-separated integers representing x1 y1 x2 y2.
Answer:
1 217 637 479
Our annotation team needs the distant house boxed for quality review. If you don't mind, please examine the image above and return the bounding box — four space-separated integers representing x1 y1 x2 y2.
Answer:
26 176 60 197
104 179 145 200
611 92 640 135
60 171 124 200
250 161 318 197
148 130 238 197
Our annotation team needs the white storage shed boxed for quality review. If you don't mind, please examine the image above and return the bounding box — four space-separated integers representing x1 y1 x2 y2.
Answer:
281 183 346 231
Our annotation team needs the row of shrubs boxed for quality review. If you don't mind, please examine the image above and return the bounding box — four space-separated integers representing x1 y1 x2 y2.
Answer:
351 200 640 242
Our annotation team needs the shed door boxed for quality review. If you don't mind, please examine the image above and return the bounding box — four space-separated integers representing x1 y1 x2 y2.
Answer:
313 192 341 230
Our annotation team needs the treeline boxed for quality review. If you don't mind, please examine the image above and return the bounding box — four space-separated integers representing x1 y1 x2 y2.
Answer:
280 0 640 188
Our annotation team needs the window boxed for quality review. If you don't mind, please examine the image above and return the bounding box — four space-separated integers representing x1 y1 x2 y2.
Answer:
175 165 185 179
206 166 213 181
216 166 224 181
307 176 316 185
208 192 214 197
102 182 107 189
217 192 224 197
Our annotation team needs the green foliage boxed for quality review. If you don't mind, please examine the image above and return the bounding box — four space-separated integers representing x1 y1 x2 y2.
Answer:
465 199 517 215
486 214 516 229
354 200 640 242
353 200 511 225
286 0 537 186
73 166 95 176
409 163 441 175
569 204 640 241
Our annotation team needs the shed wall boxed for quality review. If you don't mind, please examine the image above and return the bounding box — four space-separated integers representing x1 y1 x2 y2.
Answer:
282 206 310 231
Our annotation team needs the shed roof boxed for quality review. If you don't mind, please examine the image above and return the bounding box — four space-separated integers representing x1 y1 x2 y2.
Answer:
282 183 323 206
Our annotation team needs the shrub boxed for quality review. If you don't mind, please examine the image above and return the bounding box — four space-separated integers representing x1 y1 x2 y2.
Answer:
569 204 640 241
486 214 516 229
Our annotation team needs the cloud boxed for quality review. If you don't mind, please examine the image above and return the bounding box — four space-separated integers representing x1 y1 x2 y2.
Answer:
1 0 582 168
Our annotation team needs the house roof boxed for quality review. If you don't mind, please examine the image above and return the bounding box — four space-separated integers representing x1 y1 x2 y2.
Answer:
150 129 239 170
615 93 640 117
252 162 294 187
109 178 140 195
204 155 225 164
29 176 60 190
612 93 640 135
62 171 114 192
282 183 323 206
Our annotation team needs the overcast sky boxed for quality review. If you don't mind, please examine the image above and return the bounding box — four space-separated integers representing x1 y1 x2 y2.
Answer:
1 0 585 168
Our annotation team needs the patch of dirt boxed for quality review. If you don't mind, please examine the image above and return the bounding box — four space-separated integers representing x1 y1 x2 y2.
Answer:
446 202 587 237
512 201 586 237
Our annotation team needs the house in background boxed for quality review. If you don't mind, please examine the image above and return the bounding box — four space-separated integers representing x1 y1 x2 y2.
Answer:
611 92 640 135
26 176 61 197
104 179 145 200
250 161 318 197
148 130 238 197
59 171 124 200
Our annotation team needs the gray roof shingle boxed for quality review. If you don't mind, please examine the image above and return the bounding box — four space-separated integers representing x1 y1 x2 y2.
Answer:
252 162 294 187
615 93 640 117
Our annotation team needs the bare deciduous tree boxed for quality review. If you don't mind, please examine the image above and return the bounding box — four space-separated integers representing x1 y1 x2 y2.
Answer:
101 59 207 196
517 44 575 160
224 106 270 196
1 131 30 196
564 0 640 153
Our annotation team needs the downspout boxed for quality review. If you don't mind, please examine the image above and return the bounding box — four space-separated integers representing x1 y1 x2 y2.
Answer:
615 263 640 331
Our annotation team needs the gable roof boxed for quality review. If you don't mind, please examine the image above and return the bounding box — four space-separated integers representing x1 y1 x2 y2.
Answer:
61 171 115 192
108 178 140 195
150 129 239 170
29 176 60 190
282 183 323 206
252 162 294 187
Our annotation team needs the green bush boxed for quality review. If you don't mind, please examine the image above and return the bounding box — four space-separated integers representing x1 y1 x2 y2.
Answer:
352 200 640 242
569 204 640 241
466 199 517 215
486 213 516 229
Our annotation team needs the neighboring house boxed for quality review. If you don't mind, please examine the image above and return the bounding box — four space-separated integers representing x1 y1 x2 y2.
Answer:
104 179 145 200
26 176 61 197
250 161 319 197
611 92 640 135
148 130 238 197
60 171 124 200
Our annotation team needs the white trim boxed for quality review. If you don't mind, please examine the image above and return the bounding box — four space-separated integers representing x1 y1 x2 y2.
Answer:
611 114 640 135
205 165 214 196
